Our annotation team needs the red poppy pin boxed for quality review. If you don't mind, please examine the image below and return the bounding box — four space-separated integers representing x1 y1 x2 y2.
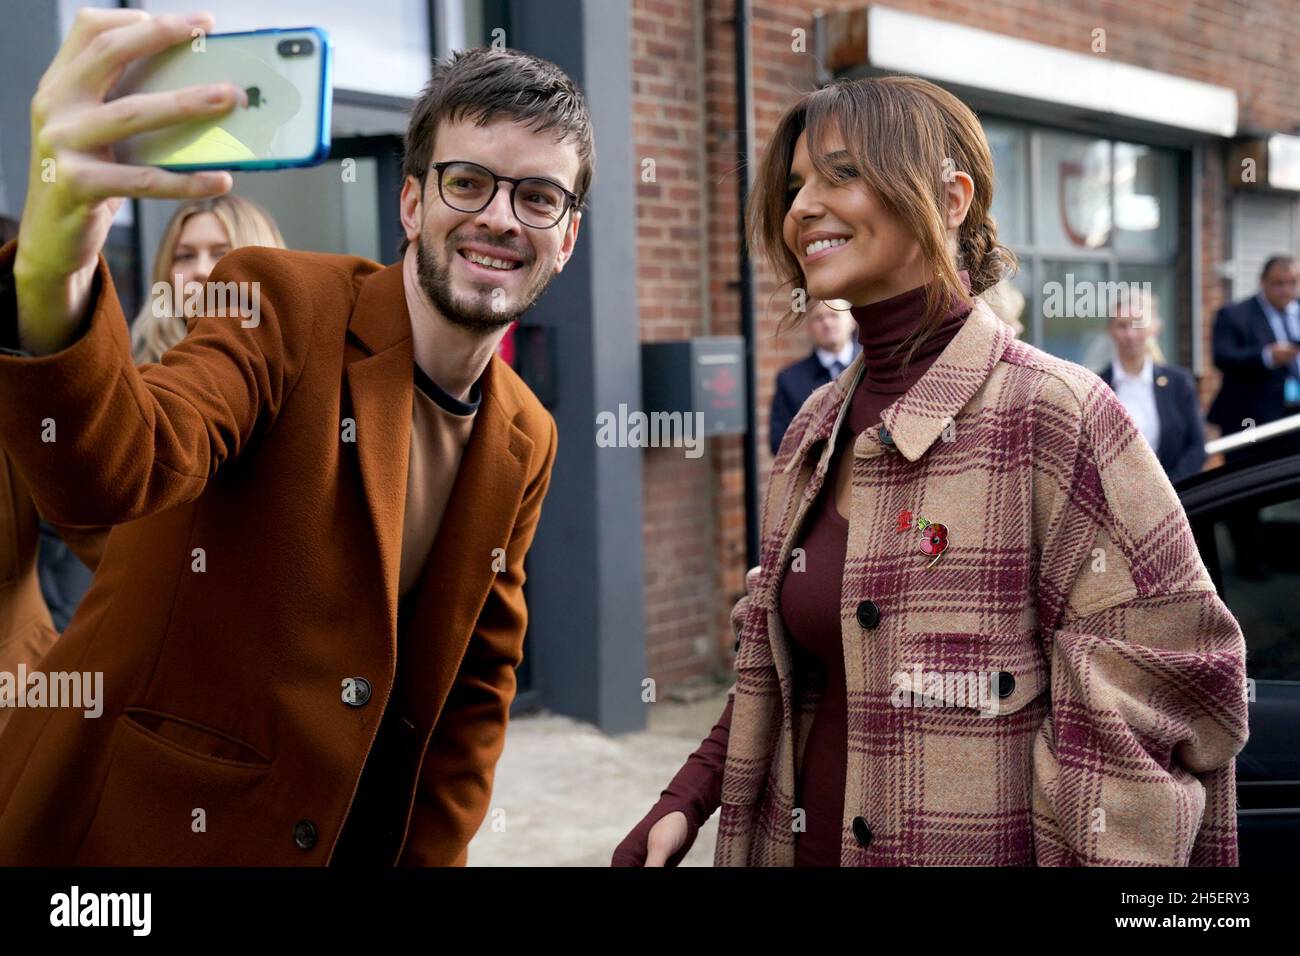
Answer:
896 510 948 569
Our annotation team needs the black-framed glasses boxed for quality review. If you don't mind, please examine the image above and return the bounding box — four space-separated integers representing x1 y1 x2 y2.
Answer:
429 160 578 229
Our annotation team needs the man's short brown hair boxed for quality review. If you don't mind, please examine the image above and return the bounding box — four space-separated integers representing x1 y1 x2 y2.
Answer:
400 47 595 254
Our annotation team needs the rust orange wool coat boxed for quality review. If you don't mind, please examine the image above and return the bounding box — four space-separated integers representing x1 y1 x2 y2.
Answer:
0 241 557 865
718 298 1249 866
1 457 109 740
0 452 60 738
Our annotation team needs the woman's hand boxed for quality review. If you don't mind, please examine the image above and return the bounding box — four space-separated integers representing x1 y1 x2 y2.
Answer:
643 811 689 867
14 8 244 354
613 567 759 867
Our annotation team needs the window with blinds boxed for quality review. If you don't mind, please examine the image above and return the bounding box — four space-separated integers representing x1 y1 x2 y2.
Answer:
1232 193 1299 300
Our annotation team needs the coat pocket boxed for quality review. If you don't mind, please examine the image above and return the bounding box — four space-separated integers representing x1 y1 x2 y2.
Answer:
74 710 272 865
119 708 270 766
892 631 1048 718
888 632 1048 865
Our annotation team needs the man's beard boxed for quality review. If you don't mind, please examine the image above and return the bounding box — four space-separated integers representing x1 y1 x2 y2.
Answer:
416 233 553 333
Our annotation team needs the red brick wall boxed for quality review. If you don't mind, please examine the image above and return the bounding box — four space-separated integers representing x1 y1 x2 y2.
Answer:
631 0 1300 691
633 0 722 686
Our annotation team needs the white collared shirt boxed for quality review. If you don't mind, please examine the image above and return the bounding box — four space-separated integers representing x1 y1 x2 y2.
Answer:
815 342 856 379
1112 355 1160 453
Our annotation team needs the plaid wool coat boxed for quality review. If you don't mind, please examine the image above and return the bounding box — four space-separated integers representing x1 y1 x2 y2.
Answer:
717 298 1249 866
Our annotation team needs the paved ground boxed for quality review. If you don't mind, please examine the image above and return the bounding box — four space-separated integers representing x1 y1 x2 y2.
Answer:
467 685 731 867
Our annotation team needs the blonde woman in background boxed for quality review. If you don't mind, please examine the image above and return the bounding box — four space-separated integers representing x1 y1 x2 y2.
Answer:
1097 287 1206 484
132 194 285 364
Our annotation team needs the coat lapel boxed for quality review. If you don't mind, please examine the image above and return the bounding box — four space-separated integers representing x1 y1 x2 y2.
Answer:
781 360 858 476
345 263 415 645
1106 359 1176 466
879 299 1013 462
341 261 536 731
742 361 860 867
399 357 534 730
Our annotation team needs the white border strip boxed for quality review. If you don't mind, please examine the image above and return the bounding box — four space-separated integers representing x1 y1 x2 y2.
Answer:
866 6 1238 138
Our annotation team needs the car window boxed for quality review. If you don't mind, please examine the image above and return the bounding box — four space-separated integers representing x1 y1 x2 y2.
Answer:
1207 493 1300 683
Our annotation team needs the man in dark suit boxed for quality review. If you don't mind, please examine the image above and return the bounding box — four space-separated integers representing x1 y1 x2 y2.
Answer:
769 300 859 454
1207 255 1300 438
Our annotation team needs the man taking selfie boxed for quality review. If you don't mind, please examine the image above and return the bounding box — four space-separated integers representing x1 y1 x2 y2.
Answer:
0 9 591 865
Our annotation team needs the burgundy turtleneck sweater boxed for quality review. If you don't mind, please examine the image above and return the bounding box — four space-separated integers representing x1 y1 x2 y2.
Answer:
611 273 973 867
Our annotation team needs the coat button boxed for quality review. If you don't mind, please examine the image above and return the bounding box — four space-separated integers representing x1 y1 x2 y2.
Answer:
293 820 318 850
342 677 372 707
878 425 893 445
997 671 1015 698
856 600 880 629
852 816 873 848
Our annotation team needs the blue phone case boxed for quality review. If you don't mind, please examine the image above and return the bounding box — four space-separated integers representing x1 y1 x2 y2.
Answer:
122 26 333 172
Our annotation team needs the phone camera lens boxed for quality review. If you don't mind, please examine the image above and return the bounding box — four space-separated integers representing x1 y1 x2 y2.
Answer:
276 38 314 58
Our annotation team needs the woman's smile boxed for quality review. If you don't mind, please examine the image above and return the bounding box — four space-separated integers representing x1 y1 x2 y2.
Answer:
803 235 853 263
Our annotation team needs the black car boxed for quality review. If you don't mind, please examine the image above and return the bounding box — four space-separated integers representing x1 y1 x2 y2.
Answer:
1176 414 1300 867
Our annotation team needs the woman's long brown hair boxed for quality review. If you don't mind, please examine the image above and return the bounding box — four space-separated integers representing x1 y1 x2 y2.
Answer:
748 75 1017 365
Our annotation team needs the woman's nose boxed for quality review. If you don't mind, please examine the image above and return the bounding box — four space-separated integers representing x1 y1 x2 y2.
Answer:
192 255 217 286
790 189 822 221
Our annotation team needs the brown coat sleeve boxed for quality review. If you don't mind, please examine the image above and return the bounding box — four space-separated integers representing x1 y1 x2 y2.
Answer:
399 414 559 865
0 243 316 527
0 451 58 737
46 522 109 573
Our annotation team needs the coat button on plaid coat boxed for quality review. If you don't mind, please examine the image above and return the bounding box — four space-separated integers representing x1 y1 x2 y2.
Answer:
716 299 1249 867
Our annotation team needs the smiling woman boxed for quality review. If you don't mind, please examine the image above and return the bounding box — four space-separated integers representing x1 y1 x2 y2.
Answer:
751 75 1016 362
614 73 1248 869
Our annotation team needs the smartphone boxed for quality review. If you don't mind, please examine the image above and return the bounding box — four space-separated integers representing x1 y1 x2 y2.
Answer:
111 27 332 171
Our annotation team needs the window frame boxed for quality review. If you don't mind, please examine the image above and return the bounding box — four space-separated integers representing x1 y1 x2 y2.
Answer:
981 115 1195 369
